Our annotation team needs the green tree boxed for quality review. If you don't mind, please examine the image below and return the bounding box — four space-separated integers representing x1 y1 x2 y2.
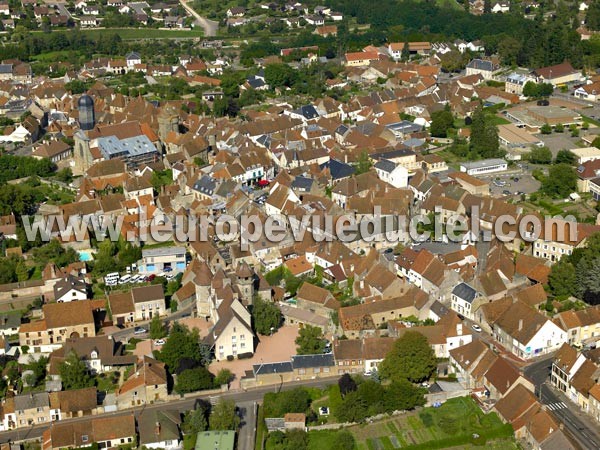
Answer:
555 149 576 165
175 367 214 394
469 104 500 158
430 108 454 138
587 1 600 30
214 369 234 387
156 323 204 371
209 398 240 431
295 325 326 355
528 146 552 164
384 379 426 411
355 151 372 175
16 260 29 282
182 404 209 434
338 373 357 397
542 163 577 198
540 123 552 134
336 390 368 422
548 260 577 299
251 297 281 335
554 123 564 133
401 41 410 61
149 315 167 340
263 388 311 417
379 331 436 383
59 350 93 390
264 63 296 89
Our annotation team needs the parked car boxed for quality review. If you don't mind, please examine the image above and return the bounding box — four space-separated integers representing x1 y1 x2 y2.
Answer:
164 267 173 273
154 339 165 346
134 327 147 335
471 324 482 332
502 190 511 196
513 177 519 182
146 274 156 282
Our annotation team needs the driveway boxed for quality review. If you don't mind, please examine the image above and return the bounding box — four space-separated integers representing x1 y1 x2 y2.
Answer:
209 325 299 389
178 0 218 36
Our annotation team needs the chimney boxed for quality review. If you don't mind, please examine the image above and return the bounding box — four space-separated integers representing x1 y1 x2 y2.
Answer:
154 422 161 435
456 323 463 336
518 319 523 331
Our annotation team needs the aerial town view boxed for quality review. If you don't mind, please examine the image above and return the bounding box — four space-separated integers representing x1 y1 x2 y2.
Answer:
2 0 600 449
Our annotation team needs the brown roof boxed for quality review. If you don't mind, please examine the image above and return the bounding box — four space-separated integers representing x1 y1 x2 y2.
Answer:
553 343 579 373
43 301 96 329
130 284 164 304
108 291 134 315
47 414 135 448
48 387 97 413
119 356 167 395
533 62 577 80
569 359 599 397
494 301 549 346
494 383 539 425
484 357 521 395
296 282 339 310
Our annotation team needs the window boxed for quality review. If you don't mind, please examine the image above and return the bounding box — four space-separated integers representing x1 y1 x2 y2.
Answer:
82 435 89 443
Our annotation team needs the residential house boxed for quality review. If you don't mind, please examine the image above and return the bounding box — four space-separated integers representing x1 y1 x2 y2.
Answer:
554 306 600 347
117 356 168 408
490 301 567 359
373 159 409 188
532 61 582 86
2 392 50 429
48 335 136 375
450 282 479 320
295 282 340 321
333 336 395 375
53 275 87 302
41 414 136 450
108 284 166 324
138 410 181 450
465 59 498 80
19 301 98 353
48 387 98 420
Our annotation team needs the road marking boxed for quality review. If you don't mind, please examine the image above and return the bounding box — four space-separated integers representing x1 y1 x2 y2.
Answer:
547 402 567 411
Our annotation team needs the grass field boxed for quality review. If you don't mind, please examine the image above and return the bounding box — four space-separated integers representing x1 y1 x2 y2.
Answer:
347 397 515 450
32 28 204 40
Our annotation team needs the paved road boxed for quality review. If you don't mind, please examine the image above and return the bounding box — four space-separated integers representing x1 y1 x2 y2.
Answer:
237 401 257 450
108 304 194 342
0 377 337 444
539 384 600 450
524 358 600 450
178 0 218 36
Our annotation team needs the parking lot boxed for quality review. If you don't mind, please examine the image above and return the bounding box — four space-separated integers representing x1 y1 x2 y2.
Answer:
477 169 541 199
537 133 579 157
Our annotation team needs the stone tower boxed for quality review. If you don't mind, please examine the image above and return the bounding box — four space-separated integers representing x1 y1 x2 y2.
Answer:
77 94 95 131
235 262 254 306
157 105 179 145
195 261 213 318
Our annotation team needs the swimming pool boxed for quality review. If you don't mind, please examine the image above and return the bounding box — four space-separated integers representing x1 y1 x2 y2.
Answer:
78 250 94 262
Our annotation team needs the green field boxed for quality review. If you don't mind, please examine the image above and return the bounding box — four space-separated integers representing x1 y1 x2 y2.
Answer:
32 28 204 40
347 397 515 450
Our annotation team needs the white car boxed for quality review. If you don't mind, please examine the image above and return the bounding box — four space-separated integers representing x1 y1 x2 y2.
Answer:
154 339 166 346
471 324 482 332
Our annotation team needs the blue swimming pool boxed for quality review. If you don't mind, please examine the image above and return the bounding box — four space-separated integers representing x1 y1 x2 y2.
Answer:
78 250 94 262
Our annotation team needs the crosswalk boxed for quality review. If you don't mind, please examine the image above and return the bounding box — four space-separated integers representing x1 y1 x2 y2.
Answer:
546 402 567 411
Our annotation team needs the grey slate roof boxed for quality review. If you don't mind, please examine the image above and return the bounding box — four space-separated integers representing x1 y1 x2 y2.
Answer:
452 282 477 303
374 159 396 173
467 59 494 71
253 361 293 375
291 353 334 369
320 159 355 180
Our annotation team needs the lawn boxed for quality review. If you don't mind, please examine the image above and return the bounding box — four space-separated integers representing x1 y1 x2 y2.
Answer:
33 28 204 40
349 397 515 450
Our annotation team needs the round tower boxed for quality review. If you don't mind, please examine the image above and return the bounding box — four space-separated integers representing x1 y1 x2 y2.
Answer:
77 94 95 131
